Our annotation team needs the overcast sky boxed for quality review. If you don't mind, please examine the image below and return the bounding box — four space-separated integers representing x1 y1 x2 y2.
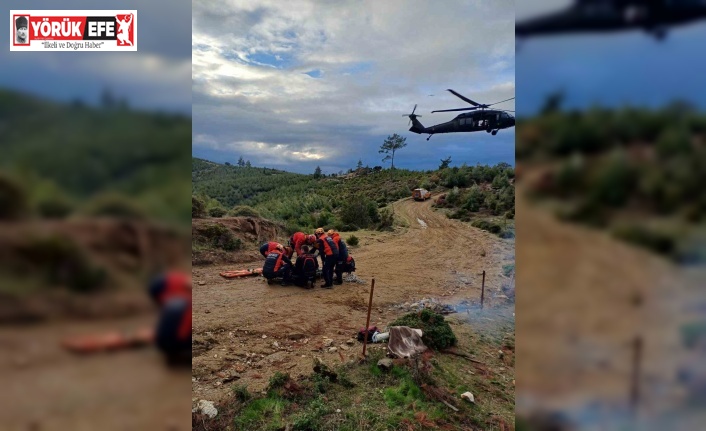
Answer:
516 0 706 115
192 0 515 174
2 0 191 113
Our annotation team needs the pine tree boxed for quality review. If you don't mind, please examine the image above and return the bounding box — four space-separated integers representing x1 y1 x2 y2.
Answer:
379 133 407 169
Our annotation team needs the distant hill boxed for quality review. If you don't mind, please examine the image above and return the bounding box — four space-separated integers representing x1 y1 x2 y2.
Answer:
0 88 191 224
517 104 706 263
192 157 515 235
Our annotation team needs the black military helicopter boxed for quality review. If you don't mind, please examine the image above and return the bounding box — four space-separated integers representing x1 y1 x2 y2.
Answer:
406 89 515 141
516 0 706 41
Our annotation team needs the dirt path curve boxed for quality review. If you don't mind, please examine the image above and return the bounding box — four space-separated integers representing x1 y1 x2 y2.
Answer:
192 198 515 402
0 315 192 431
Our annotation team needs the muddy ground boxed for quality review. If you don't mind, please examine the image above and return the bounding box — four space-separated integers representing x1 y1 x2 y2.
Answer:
0 313 192 431
0 220 192 431
192 198 515 403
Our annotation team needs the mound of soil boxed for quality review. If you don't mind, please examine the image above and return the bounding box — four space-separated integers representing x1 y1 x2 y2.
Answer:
192 216 285 266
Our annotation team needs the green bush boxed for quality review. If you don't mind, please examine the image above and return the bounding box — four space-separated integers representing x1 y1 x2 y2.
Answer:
36 194 74 219
471 219 502 234
347 235 359 246
377 208 394 231
17 235 107 293
83 193 147 220
390 309 457 350
0 173 30 220
199 223 242 251
232 385 251 403
611 224 677 256
230 205 260 218
208 207 227 218
340 197 376 228
192 195 206 218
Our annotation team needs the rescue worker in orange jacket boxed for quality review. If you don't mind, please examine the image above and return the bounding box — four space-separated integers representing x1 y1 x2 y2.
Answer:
314 227 339 288
262 247 293 286
260 241 283 258
289 232 316 258
148 271 192 365
327 229 349 285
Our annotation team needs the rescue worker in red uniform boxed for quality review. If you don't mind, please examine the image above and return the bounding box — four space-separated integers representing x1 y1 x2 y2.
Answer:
327 229 349 285
314 227 338 288
148 271 191 365
289 232 316 258
262 247 293 286
260 241 283 258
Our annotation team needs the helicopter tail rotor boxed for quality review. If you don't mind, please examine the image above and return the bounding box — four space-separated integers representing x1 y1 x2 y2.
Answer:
404 104 426 134
403 104 423 126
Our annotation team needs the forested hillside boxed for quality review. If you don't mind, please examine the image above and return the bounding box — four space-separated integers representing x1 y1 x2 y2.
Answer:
0 89 191 224
192 157 516 237
517 103 706 263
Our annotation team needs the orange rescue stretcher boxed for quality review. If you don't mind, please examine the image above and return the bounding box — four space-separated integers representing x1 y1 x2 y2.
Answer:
219 268 263 279
62 327 155 354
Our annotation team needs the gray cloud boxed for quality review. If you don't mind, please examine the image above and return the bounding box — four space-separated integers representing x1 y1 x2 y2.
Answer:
192 0 515 173
3 0 191 112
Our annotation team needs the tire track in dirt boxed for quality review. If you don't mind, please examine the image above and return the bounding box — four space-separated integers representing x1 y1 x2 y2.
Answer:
192 197 514 401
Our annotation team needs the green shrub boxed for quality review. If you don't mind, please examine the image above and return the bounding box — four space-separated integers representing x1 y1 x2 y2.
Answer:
390 309 457 350
37 195 74 219
471 219 502 234
199 223 242 251
232 385 251 403
0 173 29 220
377 208 394 230
347 235 359 246
611 224 676 256
83 193 147 220
208 207 227 218
230 205 260 218
340 197 376 228
192 195 206 218
17 235 107 293
268 372 290 392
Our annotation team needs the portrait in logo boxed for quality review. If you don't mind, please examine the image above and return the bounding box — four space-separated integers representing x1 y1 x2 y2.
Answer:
115 13 134 46
15 16 29 44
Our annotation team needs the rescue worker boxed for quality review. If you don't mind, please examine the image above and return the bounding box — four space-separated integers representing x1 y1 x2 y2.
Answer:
262 246 293 286
289 231 316 258
260 241 283 258
293 245 319 288
148 271 191 366
327 229 349 285
315 227 338 289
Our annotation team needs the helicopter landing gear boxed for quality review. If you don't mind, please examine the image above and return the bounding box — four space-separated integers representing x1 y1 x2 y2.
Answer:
491 129 498 136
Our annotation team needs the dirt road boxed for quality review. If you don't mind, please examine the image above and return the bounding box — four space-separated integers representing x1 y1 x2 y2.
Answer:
192 198 515 402
0 313 192 431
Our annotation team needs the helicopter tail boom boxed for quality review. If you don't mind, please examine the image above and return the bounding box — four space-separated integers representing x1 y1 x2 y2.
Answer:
408 115 426 134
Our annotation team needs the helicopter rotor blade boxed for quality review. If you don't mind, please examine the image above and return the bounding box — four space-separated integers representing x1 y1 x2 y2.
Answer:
431 107 478 113
446 89 480 106
405 104 422 125
487 97 515 106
